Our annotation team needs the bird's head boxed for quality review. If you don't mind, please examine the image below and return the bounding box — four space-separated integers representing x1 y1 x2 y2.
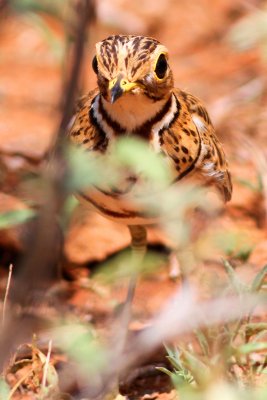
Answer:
92 35 174 103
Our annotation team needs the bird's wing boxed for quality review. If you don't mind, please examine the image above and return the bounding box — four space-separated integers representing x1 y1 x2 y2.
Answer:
160 89 232 202
68 88 109 153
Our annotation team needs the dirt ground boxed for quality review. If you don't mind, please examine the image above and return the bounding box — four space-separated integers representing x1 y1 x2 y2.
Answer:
0 0 267 399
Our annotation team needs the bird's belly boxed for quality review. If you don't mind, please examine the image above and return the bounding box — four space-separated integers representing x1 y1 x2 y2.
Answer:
76 171 214 225
77 185 161 225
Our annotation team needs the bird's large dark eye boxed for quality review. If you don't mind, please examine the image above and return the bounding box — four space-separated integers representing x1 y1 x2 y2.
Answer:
92 55 98 74
154 54 168 79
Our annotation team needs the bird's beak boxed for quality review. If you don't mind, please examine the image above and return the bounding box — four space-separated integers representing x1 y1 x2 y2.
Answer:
108 76 139 103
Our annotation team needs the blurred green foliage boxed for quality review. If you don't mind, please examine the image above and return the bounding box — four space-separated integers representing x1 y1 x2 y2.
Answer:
25 12 65 60
52 324 108 378
67 136 206 220
9 0 69 62
0 209 35 229
93 249 166 284
9 0 64 17
228 6 267 60
0 379 10 399
215 230 253 261
159 262 267 399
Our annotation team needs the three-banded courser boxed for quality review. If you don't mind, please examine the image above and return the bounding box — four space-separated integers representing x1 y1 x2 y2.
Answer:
69 35 232 280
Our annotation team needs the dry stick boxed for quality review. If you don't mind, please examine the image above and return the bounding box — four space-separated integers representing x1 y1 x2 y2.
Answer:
42 339 53 389
7 367 33 400
0 0 8 13
2 264 13 326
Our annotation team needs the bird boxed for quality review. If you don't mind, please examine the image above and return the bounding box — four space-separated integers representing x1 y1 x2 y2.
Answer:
69 34 232 277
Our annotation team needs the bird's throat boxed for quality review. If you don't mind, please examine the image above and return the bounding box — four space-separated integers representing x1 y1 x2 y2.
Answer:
101 92 170 133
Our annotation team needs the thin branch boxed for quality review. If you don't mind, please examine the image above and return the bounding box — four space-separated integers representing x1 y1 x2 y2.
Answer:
42 339 53 389
2 264 13 326
7 367 33 400
54 0 95 153
0 0 8 14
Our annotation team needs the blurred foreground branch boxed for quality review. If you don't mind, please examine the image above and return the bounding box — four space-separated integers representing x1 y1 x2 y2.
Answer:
0 0 95 370
0 0 8 12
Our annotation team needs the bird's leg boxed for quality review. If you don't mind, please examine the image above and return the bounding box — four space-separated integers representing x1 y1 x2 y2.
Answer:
107 226 147 399
115 225 147 334
168 251 181 281
116 225 147 340
126 224 147 304
168 247 194 281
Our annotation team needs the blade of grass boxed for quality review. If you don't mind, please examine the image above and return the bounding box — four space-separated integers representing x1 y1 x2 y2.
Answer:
194 329 210 357
41 340 53 389
245 323 267 339
222 259 247 294
251 265 267 292
2 264 13 326
182 349 211 385
236 342 267 355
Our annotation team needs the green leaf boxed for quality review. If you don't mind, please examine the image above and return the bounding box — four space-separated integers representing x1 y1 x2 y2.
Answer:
67 138 205 221
61 195 79 230
113 136 172 186
94 249 165 284
217 231 253 260
0 379 10 399
66 145 119 191
156 366 175 378
222 259 247 293
165 346 184 372
194 329 210 357
52 324 108 376
245 323 267 338
182 349 211 385
10 0 64 16
235 178 261 193
236 342 267 355
0 209 35 229
171 372 194 388
163 346 195 387
251 265 267 292
24 12 64 61
228 9 267 51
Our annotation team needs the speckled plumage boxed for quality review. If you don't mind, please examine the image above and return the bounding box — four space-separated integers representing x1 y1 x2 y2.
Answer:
69 35 232 225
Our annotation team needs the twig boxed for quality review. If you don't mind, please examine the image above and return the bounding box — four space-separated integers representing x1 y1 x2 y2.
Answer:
2 264 13 326
0 0 8 14
42 339 53 389
53 0 95 151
